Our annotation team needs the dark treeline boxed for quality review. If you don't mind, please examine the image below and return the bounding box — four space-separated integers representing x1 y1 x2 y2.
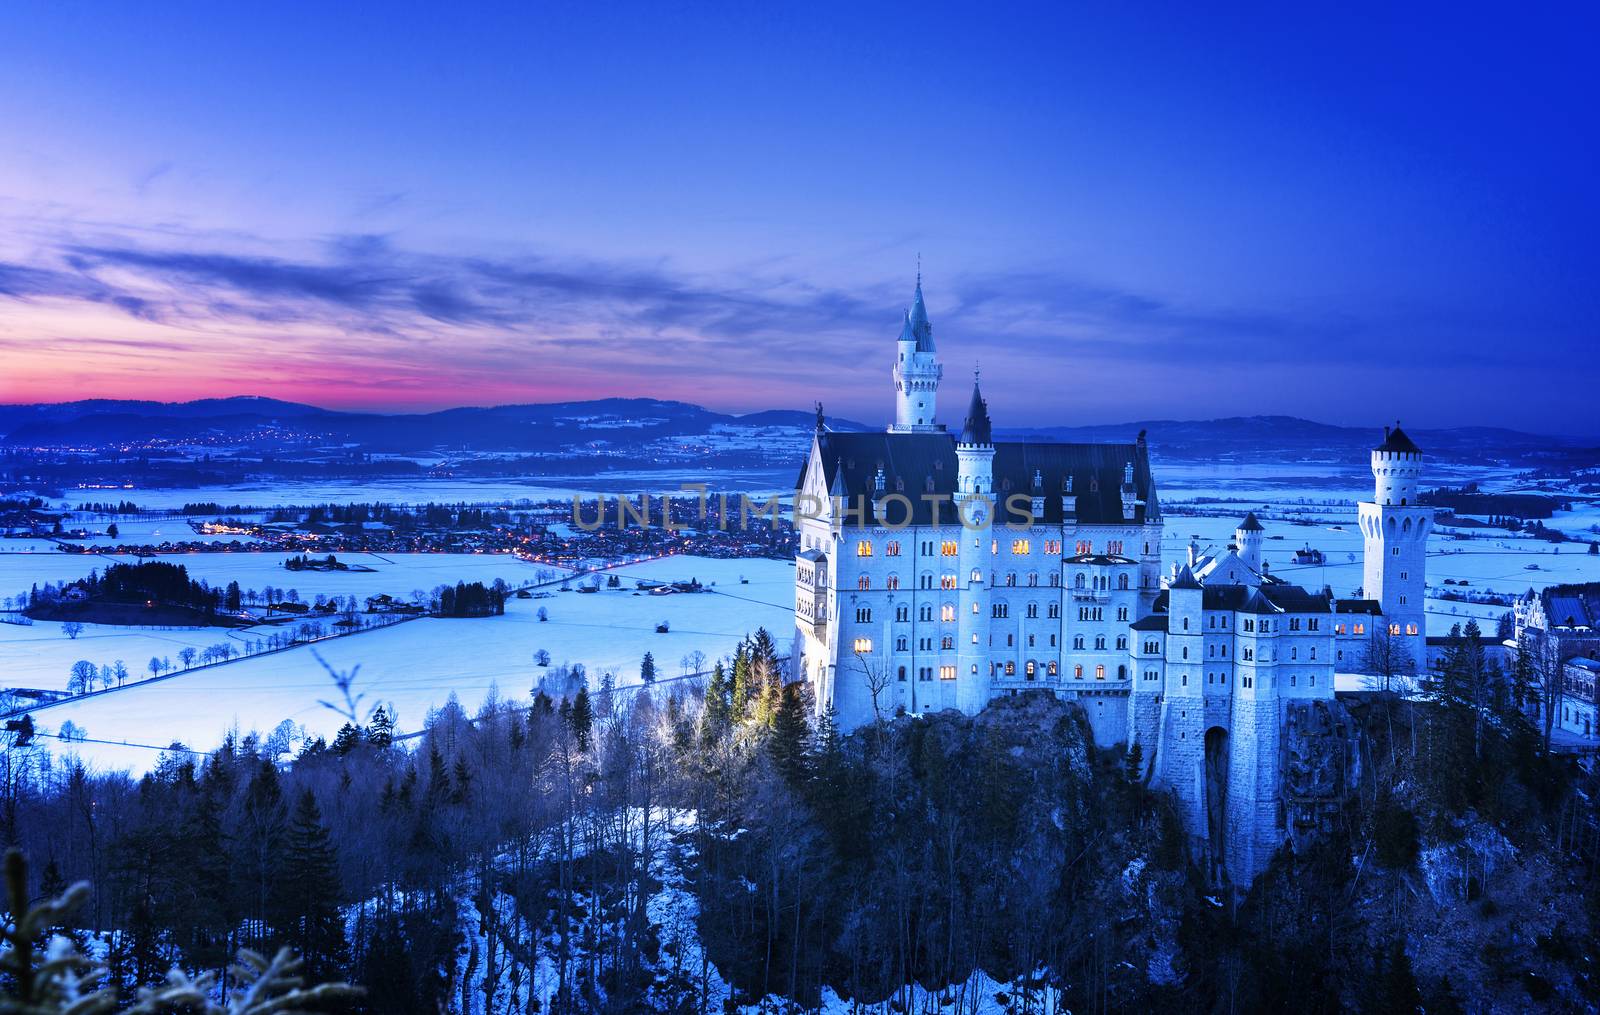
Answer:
437 581 507 617
36 561 222 614
4 625 1599 1012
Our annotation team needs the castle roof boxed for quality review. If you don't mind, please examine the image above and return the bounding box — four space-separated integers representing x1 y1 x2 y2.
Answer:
1334 598 1384 615
1237 511 1264 532
1150 578 1331 618
1169 563 1202 590
960 381 992 445
798 430 1160 526
1375 423 1422 455
898 279 935 353
1539 582 1600 630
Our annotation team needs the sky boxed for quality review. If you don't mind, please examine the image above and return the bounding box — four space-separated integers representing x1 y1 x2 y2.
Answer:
0 3 1595 434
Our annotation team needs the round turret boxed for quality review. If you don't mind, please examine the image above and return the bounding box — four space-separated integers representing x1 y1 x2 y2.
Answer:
1371 422 1423 506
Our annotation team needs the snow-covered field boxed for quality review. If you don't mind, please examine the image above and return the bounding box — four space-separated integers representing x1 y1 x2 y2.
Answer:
29 556 793 773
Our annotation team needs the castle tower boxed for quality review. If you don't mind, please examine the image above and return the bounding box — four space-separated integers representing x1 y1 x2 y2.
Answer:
1358 423 1432 666
1235 512 1264 575
1153 565 1206 842
1225 592 1282 884
889 274 944 432
955 379 995 713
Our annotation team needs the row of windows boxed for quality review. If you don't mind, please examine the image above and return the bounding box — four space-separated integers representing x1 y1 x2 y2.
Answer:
857 538 1145 558
895 665 961 681
854 570 1140 592
1072 634 1129 650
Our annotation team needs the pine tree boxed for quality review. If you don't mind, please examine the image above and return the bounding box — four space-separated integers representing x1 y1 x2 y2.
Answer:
640 651 656 685
368 706 395 749
269 790 347 984
331 722 364 755
702 661 731 741
769 683 811 787
730 645 752 719
569 686 593 753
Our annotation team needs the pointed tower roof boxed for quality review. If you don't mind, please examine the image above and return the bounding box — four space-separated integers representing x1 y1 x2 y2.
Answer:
898 275 935 353
1238 511 1264 532
1170 563 1202 590
1375 422 1421 454
959 379 991 445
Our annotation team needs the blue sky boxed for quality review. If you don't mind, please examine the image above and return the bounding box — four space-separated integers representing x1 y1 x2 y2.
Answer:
0 3 1594 432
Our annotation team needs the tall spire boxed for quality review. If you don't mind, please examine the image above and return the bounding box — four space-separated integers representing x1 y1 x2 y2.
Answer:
960 377 991 445
903 267 933 352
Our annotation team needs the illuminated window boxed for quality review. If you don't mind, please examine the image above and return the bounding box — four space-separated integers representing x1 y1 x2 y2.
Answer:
852 638 872 654
1389 623 1401 636
1108 540 1123 555
939 665 956 680
941 604 955 622
885 541 901 557
1335 623 1346 635
1048 661 1058 676
1005 661 1016 676
941 636 953 650
1011 539 1031 555
857 575 870 590
856 540 872 557
1045 539 1061 555
940 574 958 590
972 601 980 614
1353 623 1366 636
1074 664 1084 679
1405 623 1419 636
1025 660 1036 677
1076 540 1091 555
941 540 958 556
970 568 982 582
885 574 899 590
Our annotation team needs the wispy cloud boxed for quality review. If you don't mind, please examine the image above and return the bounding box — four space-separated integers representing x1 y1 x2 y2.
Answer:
0 218 1526 421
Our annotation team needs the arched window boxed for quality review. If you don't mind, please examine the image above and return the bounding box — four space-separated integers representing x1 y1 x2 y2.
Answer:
857 575 870 590
1118 573 1130 590
1118 664 1127 680
897 666 907 682
1095 664 1106 680
885 574 899 590
1025 660 1036 677
1048 661 1058 675
1005 661 1016 676
1074 573 1086 589
1074 664 1084 679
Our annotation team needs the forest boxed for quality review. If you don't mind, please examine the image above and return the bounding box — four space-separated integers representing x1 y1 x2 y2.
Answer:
2 625 1599 1012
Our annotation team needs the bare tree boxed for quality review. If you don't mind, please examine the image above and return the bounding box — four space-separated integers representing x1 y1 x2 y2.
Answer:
1520 631 1565 755
61 621 83 640
1361 628 1414 694
853 653 892 725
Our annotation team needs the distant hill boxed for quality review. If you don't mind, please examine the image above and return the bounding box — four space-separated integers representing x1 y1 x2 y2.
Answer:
997 415 1593 465
0 397 872 452
0 398 1588 467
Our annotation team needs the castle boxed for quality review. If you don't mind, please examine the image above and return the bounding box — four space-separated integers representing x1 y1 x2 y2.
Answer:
794 275 1430 882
